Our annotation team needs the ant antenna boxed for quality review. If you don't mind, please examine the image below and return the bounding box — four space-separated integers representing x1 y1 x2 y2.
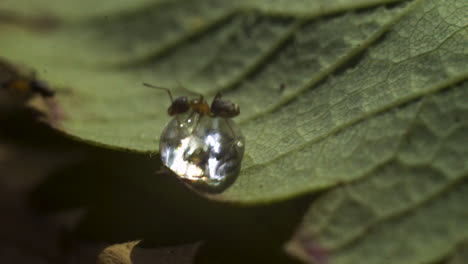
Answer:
143 82 174 103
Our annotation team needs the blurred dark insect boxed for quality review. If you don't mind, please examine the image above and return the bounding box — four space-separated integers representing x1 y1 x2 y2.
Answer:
279 83 286 93
0 59 54 98
0 10 59 32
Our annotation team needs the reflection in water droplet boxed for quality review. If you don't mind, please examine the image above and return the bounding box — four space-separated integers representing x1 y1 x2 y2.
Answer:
160 112 245 193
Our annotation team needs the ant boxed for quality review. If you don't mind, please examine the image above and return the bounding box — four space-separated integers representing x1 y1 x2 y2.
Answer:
279 83 286 93
143 82 240 137
0 60 54 97
143 83 239 118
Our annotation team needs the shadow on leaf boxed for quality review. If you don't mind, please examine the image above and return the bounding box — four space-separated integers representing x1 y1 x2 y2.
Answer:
30 146 313 263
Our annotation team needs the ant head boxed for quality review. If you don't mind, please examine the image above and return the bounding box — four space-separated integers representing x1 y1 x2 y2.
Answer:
211 92 240 118
143 82 190 116
168 96 190 116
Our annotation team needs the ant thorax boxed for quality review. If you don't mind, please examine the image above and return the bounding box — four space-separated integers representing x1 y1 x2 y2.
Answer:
144 83 245 193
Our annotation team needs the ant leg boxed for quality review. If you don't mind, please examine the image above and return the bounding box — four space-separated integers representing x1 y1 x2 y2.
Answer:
155 165 171 175
176 81 204 99
144 82 184 127
178 110 195 130
191 114 203 134
175 116 182 127
187 110 196 121
223 118 236 139
221 119 243 156
143 82 174 103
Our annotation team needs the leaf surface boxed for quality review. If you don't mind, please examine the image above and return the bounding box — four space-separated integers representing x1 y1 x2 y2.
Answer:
2 0 468 263
0 0 467 204
286 81 468 263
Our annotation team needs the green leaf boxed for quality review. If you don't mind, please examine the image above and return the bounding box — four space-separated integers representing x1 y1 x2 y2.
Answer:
0 0 159 20
217 0 468 203
286 81 468 263
0 0 467 207
289 180 468 264
2 1 468 263
447 241 468 264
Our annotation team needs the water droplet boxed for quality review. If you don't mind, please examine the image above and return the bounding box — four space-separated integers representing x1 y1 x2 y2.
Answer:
160 112 245 193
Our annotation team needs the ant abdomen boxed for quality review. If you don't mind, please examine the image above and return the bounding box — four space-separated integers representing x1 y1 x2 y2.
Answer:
211 96 240 118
